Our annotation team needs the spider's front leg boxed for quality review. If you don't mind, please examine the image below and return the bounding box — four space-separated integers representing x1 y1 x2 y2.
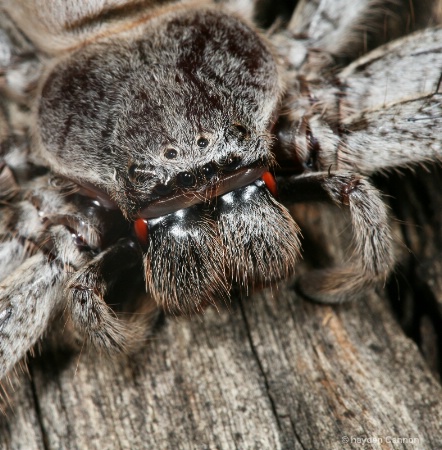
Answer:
0 164 156 381
274 26 441 303
0 170 100 380
272 0 436 79
67 236 158 354
0 223 87 381
277 172 393 303
333 27 442 175
33 183 159 354
0 245 73 381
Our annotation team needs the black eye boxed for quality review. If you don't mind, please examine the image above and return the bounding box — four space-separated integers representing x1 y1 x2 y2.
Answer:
197 137 209 148
164 148 178 159
201 163 216 180
178 171 196 187
232 124 248 140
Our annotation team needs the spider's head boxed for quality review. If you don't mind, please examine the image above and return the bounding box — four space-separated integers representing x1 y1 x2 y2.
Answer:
37 6 283 217
35 6 300 313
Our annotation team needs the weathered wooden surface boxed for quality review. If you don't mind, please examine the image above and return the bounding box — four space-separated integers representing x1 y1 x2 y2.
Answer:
1 168 442 449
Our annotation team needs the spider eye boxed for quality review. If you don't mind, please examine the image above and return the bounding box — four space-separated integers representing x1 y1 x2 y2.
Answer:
201 163 216 180
197 137 209 148
134 218 149 246
231 124 249 140
178 171 196 187
262 171 278 197
164 148 178 159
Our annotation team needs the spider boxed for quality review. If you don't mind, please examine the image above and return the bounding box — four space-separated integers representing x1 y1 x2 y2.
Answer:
0 0 441 383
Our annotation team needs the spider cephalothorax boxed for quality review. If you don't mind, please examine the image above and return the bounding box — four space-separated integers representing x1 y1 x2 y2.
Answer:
36 7 282 209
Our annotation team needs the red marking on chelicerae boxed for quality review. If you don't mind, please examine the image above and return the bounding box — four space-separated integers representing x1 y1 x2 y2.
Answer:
134 218 149 245
262 171 278 197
